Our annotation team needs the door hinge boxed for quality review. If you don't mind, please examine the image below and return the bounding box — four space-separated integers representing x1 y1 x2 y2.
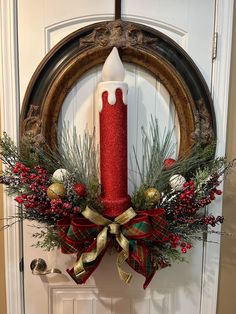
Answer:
212 32 218 60
19 257 24 272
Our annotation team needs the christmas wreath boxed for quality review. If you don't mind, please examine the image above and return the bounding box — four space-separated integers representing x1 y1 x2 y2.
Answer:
0 118 233 289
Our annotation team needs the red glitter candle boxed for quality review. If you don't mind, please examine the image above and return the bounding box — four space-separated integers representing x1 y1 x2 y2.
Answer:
98 47 131 218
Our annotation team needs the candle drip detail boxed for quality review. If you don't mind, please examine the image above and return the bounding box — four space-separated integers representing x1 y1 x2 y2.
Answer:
98 83 128 112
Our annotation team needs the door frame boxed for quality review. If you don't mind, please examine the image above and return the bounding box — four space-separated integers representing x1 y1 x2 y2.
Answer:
0 1 234 313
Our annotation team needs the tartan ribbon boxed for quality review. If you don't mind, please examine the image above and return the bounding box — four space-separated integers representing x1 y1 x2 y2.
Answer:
74 206 137 284
58 207 170 289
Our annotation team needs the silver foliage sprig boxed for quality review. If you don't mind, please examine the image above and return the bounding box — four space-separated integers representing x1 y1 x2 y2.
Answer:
131 116 175 189
57 126 99 186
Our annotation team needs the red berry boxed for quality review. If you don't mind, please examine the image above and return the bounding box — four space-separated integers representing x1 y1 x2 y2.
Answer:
15 196 23 204
186 243 192 249
29 173 36 180
20 165 27 172
210 194 215 200
13 167 19 174
62 202 72 210
73 183 86 198
181 247 187 254
163 158 176 169
73 206 80 213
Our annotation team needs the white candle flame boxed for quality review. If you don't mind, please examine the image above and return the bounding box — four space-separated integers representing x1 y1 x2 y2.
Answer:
97 47 127 111
102 47 125 82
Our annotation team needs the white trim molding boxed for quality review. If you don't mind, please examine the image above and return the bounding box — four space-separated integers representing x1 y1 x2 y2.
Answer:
0 0 23 314
200 0 235 313
45 13 187 55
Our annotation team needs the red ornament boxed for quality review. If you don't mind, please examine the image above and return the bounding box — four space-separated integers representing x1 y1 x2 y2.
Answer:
73 183 86 198
163 158 176 169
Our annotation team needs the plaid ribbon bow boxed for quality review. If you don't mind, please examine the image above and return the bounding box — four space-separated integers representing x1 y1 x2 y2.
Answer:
58 207 169 289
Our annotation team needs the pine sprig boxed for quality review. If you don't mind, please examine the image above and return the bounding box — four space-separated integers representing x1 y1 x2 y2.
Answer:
132 116 175 188
0 132 19 168
48 126 100 186
131 117 217 198
32 226 62 251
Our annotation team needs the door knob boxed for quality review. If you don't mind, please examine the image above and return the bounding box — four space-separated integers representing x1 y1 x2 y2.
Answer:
30 258 62 275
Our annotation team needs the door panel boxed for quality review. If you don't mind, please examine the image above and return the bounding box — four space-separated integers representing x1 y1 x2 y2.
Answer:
17 1 216 313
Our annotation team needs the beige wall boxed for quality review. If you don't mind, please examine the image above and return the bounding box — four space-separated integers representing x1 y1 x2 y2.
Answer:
217 3 236 314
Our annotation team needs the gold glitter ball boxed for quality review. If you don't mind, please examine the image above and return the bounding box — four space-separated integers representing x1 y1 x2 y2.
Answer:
144 187 161 204
47 183 65 200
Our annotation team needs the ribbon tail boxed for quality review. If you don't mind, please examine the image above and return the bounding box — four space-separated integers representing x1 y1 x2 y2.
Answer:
117 251 132 284
127 241 157 289
115 233 132 284
67 240 109 284
67 227 109 284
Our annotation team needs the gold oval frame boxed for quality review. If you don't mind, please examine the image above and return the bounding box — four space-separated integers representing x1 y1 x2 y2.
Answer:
20 20 216 155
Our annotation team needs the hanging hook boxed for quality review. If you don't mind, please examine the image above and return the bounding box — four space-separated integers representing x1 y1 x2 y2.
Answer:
115 0 121 20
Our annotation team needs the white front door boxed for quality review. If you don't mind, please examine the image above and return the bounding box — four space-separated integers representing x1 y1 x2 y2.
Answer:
1 0 233 313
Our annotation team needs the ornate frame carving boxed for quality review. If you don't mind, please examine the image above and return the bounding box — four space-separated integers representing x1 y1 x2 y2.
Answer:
20 20 216 155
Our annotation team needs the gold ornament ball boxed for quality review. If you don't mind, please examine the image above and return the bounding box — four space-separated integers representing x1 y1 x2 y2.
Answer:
47 183 65 200
144 187 161 204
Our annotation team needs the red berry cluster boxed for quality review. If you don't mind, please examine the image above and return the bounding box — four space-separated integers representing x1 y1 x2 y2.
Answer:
13 163 84 223
13 162 30 178
203 215 224 227
168 179 223 221
14 164 50 205
50 199 80 217
170 234 180 248
180 242 192 254
169 234 192 253
13 163 49 191
196 188 222 208
172 180 197 217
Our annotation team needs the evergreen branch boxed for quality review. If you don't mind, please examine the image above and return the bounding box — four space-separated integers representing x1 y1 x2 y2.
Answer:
0 132 19 167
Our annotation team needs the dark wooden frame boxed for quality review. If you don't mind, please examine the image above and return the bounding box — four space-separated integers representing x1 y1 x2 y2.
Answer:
20 20 216 155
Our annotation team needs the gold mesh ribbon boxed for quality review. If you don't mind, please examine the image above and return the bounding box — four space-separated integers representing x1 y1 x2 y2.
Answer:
74 206 137 283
